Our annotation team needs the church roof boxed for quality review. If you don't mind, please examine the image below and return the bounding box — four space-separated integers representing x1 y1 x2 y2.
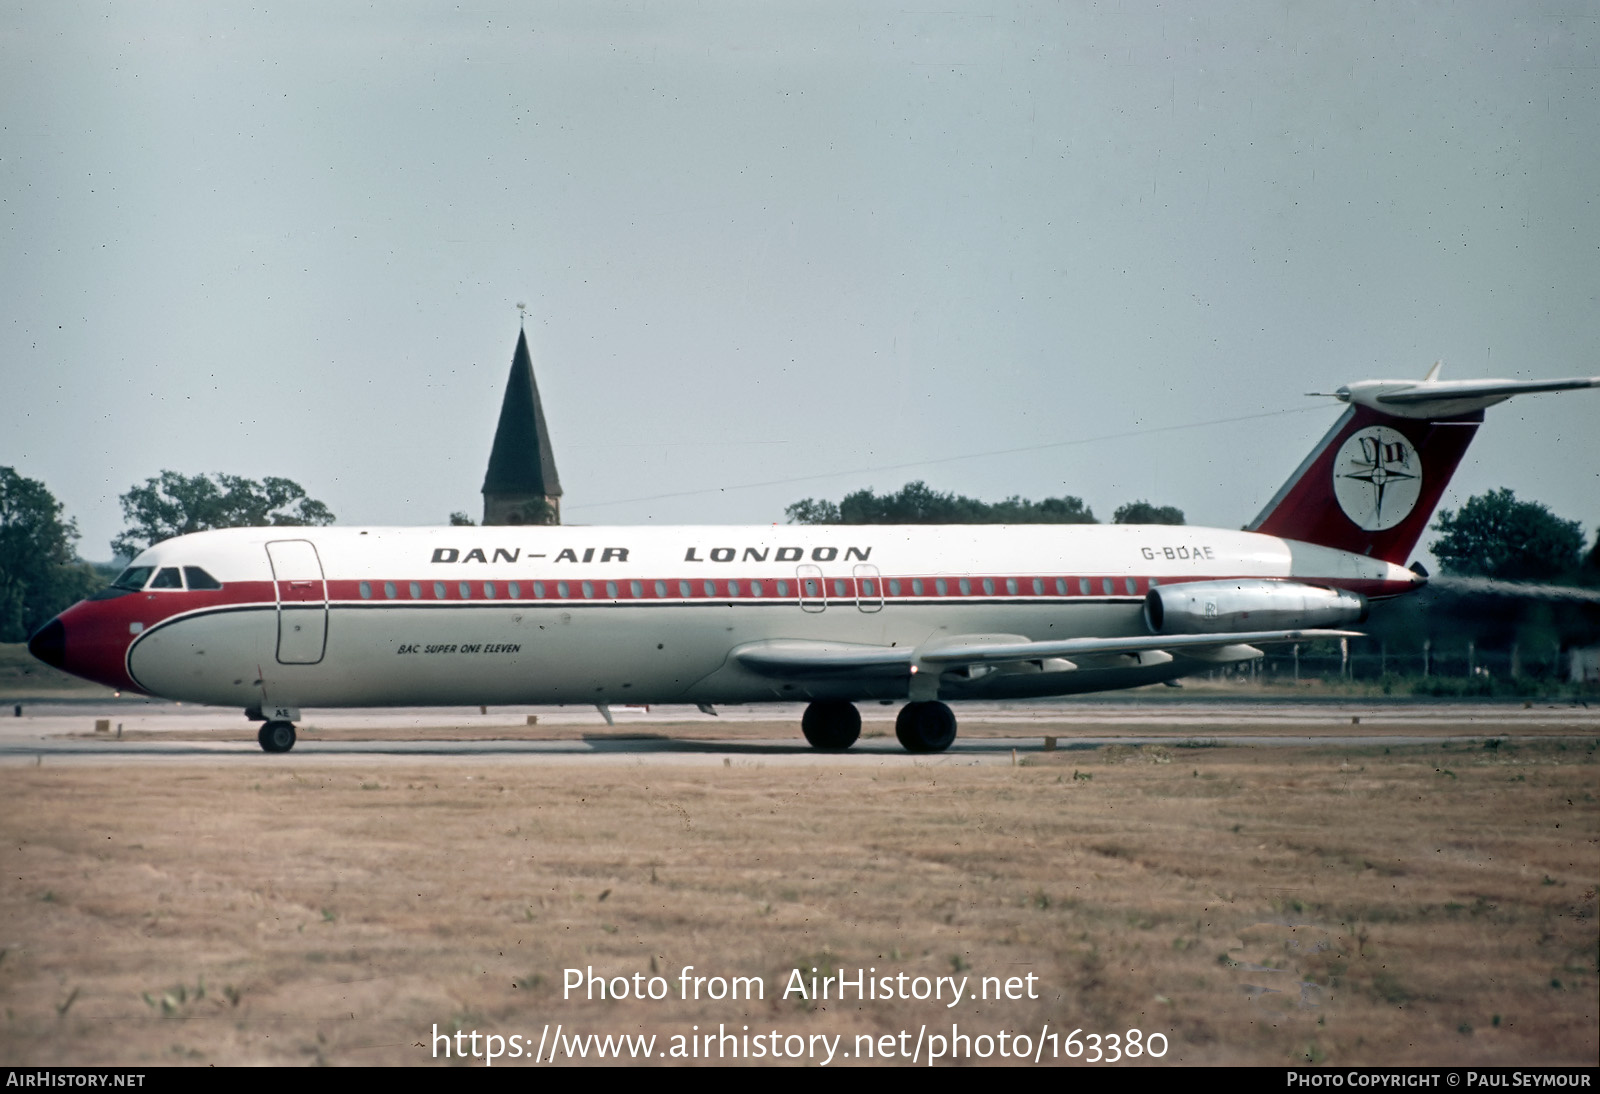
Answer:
482 329 562 497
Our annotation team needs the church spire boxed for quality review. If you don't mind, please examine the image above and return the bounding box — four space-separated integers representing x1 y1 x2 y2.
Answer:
482 328 562 525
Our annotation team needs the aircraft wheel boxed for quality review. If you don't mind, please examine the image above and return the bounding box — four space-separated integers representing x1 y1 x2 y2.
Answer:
801 700 860 751
895 701 957 753
258 720 297 753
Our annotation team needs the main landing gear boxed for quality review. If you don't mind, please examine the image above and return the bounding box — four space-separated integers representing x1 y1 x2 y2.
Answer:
257 720 297 753
895 701 958 753
801 700 860 751
800 700 958 754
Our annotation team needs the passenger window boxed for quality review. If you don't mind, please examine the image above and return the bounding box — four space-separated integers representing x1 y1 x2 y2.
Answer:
1102 578 1114 595
1032 579 1044 595
533 582 546 598
776 580 789 596
605 581 618 598
1055 579 1067 595
150 567 183 590
1149 578 1159 587
359 581 372 600
1078 578 1090 595
385 581 397 599
833 580 848 597
912 579 924 596
679 581 692 598
959 579 972 595
936 579 948 595
557 582 570 598
459 582 471 599
184 567 223 590
729 580 741 597
484 582 497 599
508 582 520 599
750 580 763 596
434 582 447 599
410 582 422 599
1005 578 1017 595
861 579 874 596
582 581 594 598
654 581 667 597
631 581 644 598
703 581 715 597
1125 577 1137 595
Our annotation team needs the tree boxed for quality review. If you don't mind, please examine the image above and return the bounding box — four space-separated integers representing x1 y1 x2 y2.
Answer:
1113 500 1186 525
1582 528 1600 586
786 481 1097 525
1429 488 1586 582
0 468 104 642
448 512 476 526
113 472 335 558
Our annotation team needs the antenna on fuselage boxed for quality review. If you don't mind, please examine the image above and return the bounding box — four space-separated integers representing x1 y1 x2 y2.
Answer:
516 301 527 329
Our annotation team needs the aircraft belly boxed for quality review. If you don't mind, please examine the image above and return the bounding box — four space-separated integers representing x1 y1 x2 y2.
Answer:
126 608 277 707
124 599 1150 708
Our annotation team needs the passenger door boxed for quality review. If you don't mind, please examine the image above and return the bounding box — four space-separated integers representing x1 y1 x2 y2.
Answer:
853 563 883 613
796 564 826 613
266 539 328 664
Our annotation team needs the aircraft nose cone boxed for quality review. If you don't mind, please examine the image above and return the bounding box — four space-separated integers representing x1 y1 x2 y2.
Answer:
28 618 66 670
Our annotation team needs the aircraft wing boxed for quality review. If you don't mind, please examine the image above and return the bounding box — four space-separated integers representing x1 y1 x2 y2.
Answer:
915 629 1361 665
732 629 1360 677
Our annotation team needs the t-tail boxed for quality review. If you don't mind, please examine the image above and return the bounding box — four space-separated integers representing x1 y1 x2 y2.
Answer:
1247 365 1598 566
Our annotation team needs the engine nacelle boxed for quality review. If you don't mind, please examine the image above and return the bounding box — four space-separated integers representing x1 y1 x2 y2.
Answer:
1144 579 1366 635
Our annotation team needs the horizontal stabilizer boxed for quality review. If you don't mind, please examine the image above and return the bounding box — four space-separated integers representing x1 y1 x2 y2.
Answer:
1335 375 1599 419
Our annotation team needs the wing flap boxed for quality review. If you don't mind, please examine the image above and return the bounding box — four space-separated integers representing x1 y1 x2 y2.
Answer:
734 629 1360 677
917 629 1359 665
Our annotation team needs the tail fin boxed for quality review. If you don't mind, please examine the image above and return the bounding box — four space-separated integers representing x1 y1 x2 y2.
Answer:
1248 367 1598 565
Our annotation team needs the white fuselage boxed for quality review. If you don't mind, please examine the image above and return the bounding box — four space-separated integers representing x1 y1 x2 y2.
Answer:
74 524 1414 712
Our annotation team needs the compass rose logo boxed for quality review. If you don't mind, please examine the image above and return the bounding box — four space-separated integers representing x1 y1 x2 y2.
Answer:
1332 426 1423 532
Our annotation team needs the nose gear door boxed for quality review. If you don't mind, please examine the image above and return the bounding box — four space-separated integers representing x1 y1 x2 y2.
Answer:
266 540 328 665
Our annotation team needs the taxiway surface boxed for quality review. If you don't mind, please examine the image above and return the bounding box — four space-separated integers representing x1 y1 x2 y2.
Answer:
3 698 1594 766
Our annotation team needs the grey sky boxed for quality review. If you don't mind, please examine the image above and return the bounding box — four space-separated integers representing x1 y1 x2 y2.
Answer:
3 2 1596 563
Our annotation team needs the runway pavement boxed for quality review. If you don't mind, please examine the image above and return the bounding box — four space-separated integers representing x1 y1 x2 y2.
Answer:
1 697 1594 766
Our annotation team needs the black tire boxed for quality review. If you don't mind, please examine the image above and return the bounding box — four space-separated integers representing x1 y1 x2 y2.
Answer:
801 700 861 751
895 701 957 753
258 720 297 753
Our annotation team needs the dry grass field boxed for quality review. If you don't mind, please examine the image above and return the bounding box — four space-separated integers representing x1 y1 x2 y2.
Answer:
0 734 1595 1067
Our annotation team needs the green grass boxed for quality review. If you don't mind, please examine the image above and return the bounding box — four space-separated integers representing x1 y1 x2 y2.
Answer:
0 642 114 698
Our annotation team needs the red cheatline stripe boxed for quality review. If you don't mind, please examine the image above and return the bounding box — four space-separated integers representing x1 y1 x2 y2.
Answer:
119 572 1412 608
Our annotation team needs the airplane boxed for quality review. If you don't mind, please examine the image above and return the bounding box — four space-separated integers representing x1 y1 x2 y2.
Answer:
27 369 1599 754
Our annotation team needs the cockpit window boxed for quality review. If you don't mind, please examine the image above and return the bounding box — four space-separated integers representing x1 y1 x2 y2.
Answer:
184 567 223 590
149 567 184 590
112 566 154 591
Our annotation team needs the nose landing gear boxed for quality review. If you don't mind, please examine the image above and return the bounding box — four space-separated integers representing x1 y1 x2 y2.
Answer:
257 720 297 753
